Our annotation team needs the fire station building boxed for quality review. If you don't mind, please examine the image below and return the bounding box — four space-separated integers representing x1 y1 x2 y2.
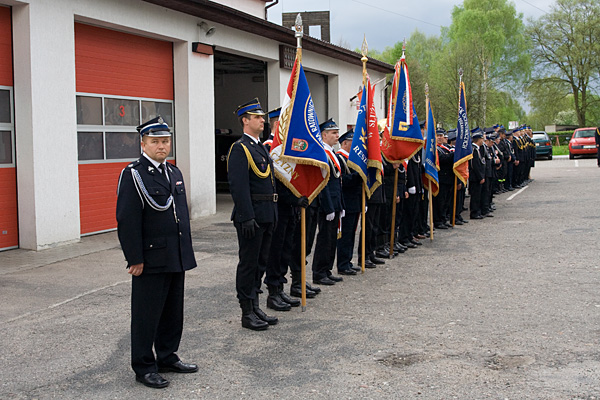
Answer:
0 0 393 251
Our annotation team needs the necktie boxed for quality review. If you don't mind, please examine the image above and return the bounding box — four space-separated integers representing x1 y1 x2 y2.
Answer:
159 163 169 182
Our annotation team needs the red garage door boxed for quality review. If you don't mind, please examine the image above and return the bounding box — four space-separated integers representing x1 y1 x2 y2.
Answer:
0 6 17 251
75 23 174 235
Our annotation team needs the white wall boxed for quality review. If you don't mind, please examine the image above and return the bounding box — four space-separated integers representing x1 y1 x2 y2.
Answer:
214 0 267 19
13 1 80 250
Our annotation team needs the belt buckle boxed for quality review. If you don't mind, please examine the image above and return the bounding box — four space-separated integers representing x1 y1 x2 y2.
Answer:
273 193 278 203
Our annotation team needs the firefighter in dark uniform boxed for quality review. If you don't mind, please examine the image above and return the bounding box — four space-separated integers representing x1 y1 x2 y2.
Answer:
227 98 278 331
116 116 198 389
434 129 454 229
504 129 515 190
469 129 486 219
336 129 363 274
264 108 308 312
312 118 345 286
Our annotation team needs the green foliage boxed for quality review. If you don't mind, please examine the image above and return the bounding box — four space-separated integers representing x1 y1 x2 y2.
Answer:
527 0 600 126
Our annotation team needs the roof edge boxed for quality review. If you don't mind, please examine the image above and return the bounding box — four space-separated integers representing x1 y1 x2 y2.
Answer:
141 0 395 74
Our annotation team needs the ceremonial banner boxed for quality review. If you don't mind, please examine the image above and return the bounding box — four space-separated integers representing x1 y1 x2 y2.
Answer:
270 56 330 201
453 81 472 184
423 97 439 196
381 55 424 163
348 80 382 198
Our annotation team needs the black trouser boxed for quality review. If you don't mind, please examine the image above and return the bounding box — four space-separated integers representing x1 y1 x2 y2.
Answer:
131 271 184 376
359 203 382 258
435 183 452 224
482 177 492 214
417 191 428 234
264 206 297 287
506 162 514 188
400 194 418 242
288 204 318 275
337 211 360 272
234 221 273 301
469 181 483 217
312 210 340 280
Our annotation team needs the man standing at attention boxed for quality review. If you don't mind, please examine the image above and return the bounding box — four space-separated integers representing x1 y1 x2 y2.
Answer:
227 98 278 331
116 116 198 389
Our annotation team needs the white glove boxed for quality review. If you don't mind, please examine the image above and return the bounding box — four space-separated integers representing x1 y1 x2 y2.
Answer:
341 210 346 218
326 212 335 221
408 186 416 195
365 206 369 213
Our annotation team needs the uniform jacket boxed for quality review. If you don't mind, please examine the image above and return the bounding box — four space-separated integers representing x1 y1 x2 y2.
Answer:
406 156 422 194
116 156 197 274
319 149 344 214
437 144 455 185
227 134 278 224
469 144 486 182
382 159 406 201
337 150 362 213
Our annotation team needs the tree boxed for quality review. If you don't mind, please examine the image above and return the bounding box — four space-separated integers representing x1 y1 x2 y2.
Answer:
527 0 600 126
448 0 531 127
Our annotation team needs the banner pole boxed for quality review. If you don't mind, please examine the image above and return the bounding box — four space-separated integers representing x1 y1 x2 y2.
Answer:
360 35 368 274
361 183 366 273
292 14 307 311
300 208 306 311
428 181 434 241
389 169 398 258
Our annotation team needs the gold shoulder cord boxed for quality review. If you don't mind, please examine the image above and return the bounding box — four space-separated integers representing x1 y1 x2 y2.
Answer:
240 143 271 179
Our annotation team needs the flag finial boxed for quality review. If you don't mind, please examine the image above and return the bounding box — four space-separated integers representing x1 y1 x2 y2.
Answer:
402 38 406 56
361 35 368 58
459 67 463 83
425 83 429 97
294 13 303 49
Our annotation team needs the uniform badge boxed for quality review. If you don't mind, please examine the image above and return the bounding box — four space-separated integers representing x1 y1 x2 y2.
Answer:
148 166 155 173
176 181 183 186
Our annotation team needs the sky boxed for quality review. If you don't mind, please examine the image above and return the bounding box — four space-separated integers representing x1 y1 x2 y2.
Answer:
266 0 555 52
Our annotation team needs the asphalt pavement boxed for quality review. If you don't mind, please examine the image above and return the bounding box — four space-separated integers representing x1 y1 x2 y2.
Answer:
1 157 599 399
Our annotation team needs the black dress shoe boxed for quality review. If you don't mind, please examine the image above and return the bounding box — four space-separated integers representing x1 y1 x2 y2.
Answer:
350 265 362 272
401 241 417 249
327 274 343 282
338 269 357 275
267 294 292 311
314 277 336 285
394 242 407 252
136 372 169 389
434 223 448 229
410 239 423 246
279 290 301 307
459 218 468 223
306 283 321 294
360 258 377 268
454 219 463 225
290 285 316 298
253 307 278 325
242 312 270 330
158 360 199 374
370 255 385 265
471 215 483 220
376 249 395 258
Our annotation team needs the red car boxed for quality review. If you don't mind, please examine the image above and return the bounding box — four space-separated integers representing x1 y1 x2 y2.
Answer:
568 127 598 159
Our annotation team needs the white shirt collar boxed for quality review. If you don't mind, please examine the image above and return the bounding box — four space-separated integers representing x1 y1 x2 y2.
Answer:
143 153 163 169
244 132 260 144
323 142 334 152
